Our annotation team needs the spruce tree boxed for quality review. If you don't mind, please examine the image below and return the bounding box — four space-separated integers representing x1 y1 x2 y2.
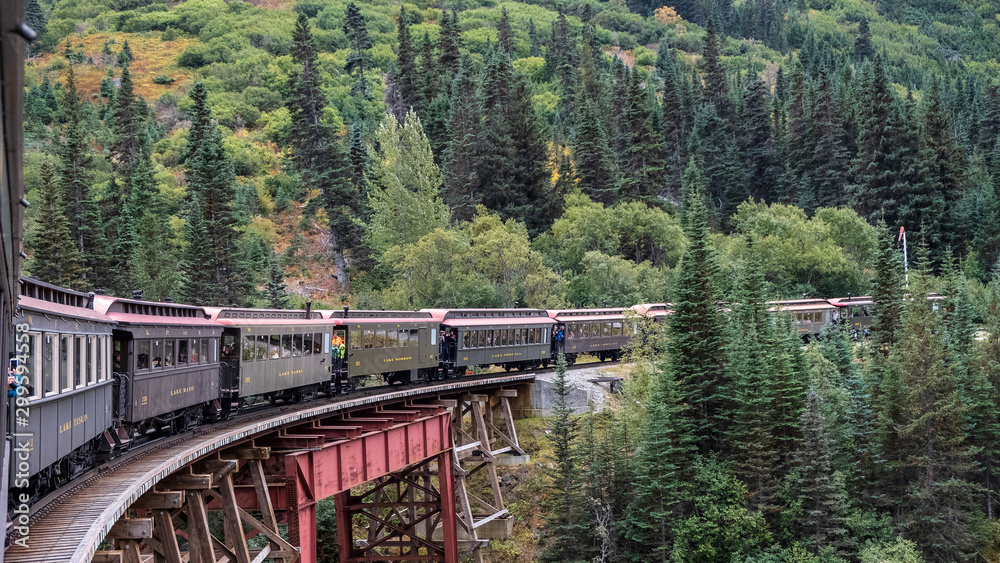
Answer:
25 0 46 57
740 78 779 203
700 18 730 118
660 48 687 201
184 84 243 304
266 253 290 309
789 389 852 556
117 40 133 67
572 96 619 205
669 178 728 454
854 19 875 61
29 160 83 287
976 275 1000 519
497 7 513 56
811 77 849 208
437 11 462 77
726 242 780 512
540 354 586 562
56 64 106 288
916 77 964 254
528 19 542 57
623 368 694 562
178 193 214 304
395 6 418 110
893 260 984 561
107 65 144 185
783 60 815 208
418 32 439 113
620 70 663 203
442 56 483 222
343 2 372 98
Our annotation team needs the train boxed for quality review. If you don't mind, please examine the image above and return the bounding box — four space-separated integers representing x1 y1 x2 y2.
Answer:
8 275 898 514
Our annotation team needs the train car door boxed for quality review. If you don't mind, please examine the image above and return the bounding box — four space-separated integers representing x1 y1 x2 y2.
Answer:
220 328 240 405
111 329 132 420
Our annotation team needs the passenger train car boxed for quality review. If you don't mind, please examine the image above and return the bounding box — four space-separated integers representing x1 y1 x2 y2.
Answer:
95 296 222 443
13 279 114 497
8 279 927 514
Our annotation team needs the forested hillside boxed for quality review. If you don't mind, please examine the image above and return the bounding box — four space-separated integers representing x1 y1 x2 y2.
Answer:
20 0 1000 561
20 0 1000 310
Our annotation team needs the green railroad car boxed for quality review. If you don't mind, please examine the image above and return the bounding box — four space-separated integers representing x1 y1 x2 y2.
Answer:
424 309 555 373
324 309 439 388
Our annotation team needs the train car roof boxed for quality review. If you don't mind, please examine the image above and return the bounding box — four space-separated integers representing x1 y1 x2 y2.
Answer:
422 308 550 321
770 301 838 312
18 295 114 323
320 309 433 320
94 295 219 326
827 297 875 307
438 316 556 327
206 307 323 322
548 308 628 318
631 303 671 317
17 278 114 323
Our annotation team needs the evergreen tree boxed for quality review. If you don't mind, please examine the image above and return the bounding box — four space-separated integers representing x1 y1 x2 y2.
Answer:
266 253 290 309
107 65 144 184
117 39 133 67
184 84 243 304
726 243 780 511
620 70 663 203
25 0 46 57
343 2 372 98
688 102 739 226
623 368 694 562
572 96 619 205
528 18 542 57
854 19 875 61
783 60 815 208
811 77 849 208
365 110 449 256
418 32 439 113
870 219 906 348
348 123 368 194
56 64 107 289
788 389 852 556
976 275 1000 519
740 78 779 203
916 78 964 254
178 193 214 304
701 18 730 117
540 354 587 562
669 178 728 454
497 6 513 56
437 11 462 77
442 56 483 222
661 54 687 202
29 160 83 287
893 261 984 561
395 6 418 110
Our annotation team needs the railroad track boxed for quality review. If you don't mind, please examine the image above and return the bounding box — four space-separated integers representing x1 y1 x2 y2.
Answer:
12 365 603 533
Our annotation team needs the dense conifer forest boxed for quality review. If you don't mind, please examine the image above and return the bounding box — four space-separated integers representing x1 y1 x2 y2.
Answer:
18 0 1000 558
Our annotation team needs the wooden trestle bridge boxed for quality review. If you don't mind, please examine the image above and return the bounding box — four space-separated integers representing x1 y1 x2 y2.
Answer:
4 373 535 563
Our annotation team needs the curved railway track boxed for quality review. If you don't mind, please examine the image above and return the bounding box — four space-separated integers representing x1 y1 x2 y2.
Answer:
0 366 611 562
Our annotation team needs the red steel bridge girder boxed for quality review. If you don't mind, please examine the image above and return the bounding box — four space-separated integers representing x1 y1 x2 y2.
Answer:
283 410 456 562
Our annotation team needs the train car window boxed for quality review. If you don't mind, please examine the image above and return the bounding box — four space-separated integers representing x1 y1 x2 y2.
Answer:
400 330 410 348
582 324 590 338
498 330 505 346
242 335 254 362
523 328 529 344
189 339 200 363
303 334 313 355
363 330 374 349
567 324 575 339
385 330 397 348
469 330 477 348
375 330 386 348
96 336 103 381
324 333 331 354
254 335 266 360
613 322 622 336
74 336 83 387
591 323 601 337
431 329 437 346
60 335 70 390
270 335 281 359
164 340 175 367
43 334 55 396
410 329 419 347
151 339 164 367
293 334 303 357
351 330 362 350
542 328 548 344
281 335 292 358
208 338 215 363
462 331 469 349
86 337 93 385
178 339 188 365
485 330 493 346
603 323 612 337
137 339 150 370
514 329 521 345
